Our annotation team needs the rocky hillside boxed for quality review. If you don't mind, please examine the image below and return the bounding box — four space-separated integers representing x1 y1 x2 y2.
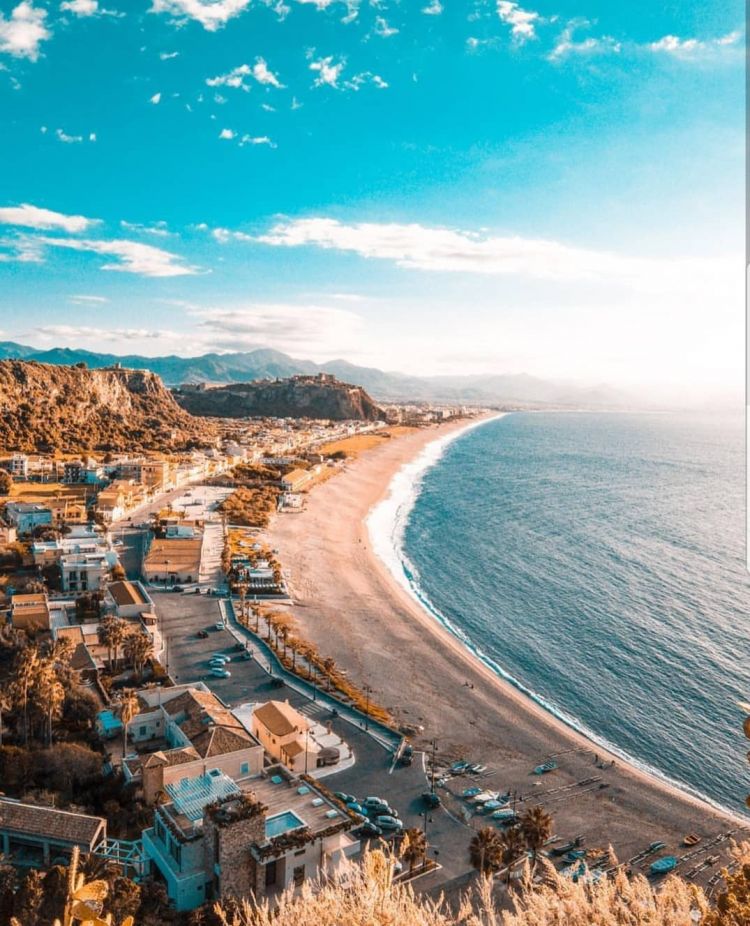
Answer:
0 361 215 453
174 375 384 421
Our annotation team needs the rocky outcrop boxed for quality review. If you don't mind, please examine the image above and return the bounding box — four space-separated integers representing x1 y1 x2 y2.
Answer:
174 374 384 422
0 361 215 452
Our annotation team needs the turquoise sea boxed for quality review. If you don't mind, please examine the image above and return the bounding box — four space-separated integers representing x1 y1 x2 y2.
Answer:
373 412 749 813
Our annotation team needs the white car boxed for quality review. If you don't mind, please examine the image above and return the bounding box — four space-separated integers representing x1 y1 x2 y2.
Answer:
211 653 230 662
215 621 226 631
210 667 231 678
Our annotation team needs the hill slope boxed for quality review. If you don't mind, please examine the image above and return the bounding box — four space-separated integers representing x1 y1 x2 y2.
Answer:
0 361 214 453
174 375 384 421
0 342 630 407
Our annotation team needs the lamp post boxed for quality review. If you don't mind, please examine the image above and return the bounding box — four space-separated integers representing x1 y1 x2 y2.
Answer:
363 685 372 732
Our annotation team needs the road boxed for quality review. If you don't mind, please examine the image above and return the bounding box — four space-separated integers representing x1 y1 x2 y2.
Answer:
152 590 472 886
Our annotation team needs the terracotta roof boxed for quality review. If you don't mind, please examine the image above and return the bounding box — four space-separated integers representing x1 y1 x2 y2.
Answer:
253 700 309 738
154 689 256 758
0 798 105 848
109 580 147 608
281 739 306 758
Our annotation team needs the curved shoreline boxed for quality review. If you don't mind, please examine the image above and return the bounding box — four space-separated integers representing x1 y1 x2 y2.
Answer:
265 418 748 868
365 413 743 822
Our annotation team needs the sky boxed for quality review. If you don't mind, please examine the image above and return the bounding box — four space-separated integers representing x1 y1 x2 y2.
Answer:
0 0 744 402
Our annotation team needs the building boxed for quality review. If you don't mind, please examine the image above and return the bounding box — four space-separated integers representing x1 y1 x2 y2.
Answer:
280 469 313 493
53 625 98 682
63 460 105 486
251 701 320 775
0 798 106 868
96 480 147 523
105 580 154 619
123 685 264 804
60 550 116 594
4 502 52 535
0 524 17 544
142 767 358 911
10 593 51 632
143 536 203 586
1 454 29 480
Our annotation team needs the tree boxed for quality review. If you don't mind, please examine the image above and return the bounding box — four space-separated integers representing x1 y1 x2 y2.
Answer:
118 689 140 756
123 630 153 678
322 657 336 691
401 827 427 876
98 616 128 672
519 805 553 865
13 869 45 926
10 646 40 745
500 825 526 885
0 689 11 746
31 658 65 745
0 469 11 496
469 826 503 875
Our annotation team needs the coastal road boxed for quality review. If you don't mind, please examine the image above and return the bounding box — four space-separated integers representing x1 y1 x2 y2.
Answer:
152 590 473 885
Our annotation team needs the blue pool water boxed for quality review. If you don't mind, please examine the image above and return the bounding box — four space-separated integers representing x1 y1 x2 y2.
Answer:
266 809 306 838
372 411 750 813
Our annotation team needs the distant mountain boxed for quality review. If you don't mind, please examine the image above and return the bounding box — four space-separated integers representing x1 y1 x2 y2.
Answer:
0 342 630 407
0 360 215 453
175 375 384 422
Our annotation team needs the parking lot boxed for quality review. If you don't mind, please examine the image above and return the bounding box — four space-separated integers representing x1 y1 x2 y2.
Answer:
151 590 472 885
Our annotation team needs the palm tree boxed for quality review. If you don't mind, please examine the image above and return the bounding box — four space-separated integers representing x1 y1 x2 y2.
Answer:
109 618 128 671
499 825 526 885
519 805 553 865
401 828 427 876
97 616 118 671
11 647 39 745
288 637 299 672
123 630 153 678
322 657 336 691
32 660 64 746
469 826 503 876
252 604 261 634
117 689 140 756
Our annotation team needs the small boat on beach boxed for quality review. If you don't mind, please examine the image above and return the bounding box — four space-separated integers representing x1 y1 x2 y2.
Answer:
492 807 517 822
683 833 701 846
650 856 678 875
534 759 558 775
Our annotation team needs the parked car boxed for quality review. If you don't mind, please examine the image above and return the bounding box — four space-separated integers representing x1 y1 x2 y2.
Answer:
375 815 403 831
398 744 414 766
210 668 231 678
363 796 387 809
241 651 253 661
214 621 226 630
171 585 184 593
269 676 285 689
346 802 367 816
335 792 356 805
354 821 383 838
422 791 441 808
211 653 230 662
196 629 209 639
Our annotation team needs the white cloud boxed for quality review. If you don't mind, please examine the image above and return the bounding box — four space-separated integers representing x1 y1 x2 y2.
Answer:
193 303 364 358
0 203 95 232
219 128 236 139
255 217 735 288
160 50 179 59
496 1 538 41
149 0 251 31
56 128 84 143
373 16 398 37
207 58 283 91
422 0 442 14
309 54 345 88
120 219 171 236
38 237 200 277
549 23 621 61
89 132 97 141
68 294 110 304
0 2 50 61
36 324 175 341
239 134 276 147
149 92 162 104
648 30 741 57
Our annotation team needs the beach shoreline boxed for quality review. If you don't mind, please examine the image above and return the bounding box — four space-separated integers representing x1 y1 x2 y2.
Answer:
265 416 747 864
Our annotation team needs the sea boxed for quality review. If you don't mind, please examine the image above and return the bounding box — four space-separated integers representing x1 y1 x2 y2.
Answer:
367 411 750 815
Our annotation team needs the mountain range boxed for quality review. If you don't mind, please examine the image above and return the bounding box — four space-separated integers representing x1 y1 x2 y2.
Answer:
0 341 630 407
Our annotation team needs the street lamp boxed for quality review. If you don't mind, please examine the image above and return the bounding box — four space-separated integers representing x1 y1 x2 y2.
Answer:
363 684 372 731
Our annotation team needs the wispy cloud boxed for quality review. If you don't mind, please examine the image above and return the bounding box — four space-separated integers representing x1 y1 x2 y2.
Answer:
421 0 442 14
55 128 96 144
255 217 735 287
159 50 179 59
206 58 284 92
59 0 122 18
120 219 171 237
36 324 174 341
149 92 161 104
309 54 345 88
38 237 200 276
647 30 741 57
496 1 538 42
149 0 251 31
0 203 96 232
373 16 398 37
68 294 110 304
0 2 51 61
548 21 621 61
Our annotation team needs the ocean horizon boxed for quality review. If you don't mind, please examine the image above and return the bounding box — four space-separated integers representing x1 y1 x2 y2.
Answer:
368 410 749 815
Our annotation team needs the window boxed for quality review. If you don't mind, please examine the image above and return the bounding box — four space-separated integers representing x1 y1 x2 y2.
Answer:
265 860 277 887
293 865 305 887
139 725 147 736
240 762 249 775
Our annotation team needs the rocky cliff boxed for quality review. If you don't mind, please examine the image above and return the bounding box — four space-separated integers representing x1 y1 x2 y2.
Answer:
0 361 215 452
174 375 384 422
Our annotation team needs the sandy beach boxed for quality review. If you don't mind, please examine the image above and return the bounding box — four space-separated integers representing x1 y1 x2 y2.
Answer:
266 417 747 868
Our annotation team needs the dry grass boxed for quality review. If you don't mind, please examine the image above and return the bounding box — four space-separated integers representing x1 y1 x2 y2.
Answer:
318 427 416 457
9 482 93 501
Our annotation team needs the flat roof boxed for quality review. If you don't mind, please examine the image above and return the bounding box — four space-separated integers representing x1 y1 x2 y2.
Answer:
109 580 147 608
144 537 202 570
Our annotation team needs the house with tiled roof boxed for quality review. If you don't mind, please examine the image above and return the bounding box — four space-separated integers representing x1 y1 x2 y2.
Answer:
123 684 263 803
0 797 106 867
251 700 320 774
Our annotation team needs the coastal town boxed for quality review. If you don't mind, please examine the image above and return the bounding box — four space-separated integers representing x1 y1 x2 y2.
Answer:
0 362 746 926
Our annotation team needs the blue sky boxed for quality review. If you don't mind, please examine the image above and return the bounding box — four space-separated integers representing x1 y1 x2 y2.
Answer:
0 0 743 399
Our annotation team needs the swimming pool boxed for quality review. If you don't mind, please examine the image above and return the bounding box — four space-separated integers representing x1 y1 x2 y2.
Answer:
265 810 306 839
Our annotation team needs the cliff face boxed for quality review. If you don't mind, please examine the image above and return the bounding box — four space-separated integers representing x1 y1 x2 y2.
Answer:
0 361 214 453
174 376 384 422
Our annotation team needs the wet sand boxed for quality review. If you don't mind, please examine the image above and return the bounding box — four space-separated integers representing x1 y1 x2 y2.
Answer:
266 418 746 871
